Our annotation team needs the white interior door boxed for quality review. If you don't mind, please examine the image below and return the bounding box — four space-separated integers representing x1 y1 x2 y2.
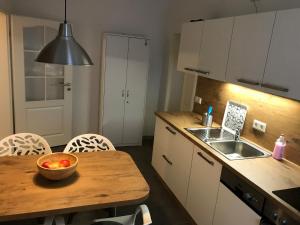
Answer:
0 12 13 139
122 37 149 145
101 34 128 145
11 15 72 147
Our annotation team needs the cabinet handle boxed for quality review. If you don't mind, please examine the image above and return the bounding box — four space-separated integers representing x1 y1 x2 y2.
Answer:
162 154 173 165
237 79 259 86
165 126 176 135
197 152 214 166
122 90 125 97
184 67 210 75
261 83 289 92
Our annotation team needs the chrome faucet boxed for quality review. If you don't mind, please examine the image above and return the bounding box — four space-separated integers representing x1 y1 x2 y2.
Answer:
234 129 241 141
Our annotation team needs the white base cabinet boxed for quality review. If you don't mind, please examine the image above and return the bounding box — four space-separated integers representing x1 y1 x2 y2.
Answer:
213 183 261 225
186 146 222 225
152 117 223 223
152 118 194 205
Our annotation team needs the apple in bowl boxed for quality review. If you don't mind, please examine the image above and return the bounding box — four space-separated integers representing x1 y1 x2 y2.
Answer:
37 153 78 180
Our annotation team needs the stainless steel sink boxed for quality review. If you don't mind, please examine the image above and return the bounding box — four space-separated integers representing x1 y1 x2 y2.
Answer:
185 127 235 142
207 140 271 160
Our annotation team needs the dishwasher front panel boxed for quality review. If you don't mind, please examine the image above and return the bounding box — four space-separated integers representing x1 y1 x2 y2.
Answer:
213 183 261 225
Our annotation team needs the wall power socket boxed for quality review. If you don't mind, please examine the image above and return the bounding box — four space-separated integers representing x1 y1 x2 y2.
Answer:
253 119 267 133
194 96 202 104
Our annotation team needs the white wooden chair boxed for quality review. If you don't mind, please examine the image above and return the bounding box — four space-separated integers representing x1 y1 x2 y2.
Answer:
0 133 64 225
91 205 152 225
0 133 52 156
64 134 116 225
64 134 116 153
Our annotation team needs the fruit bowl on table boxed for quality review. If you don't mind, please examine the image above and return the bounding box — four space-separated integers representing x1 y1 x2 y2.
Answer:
37 152 78 181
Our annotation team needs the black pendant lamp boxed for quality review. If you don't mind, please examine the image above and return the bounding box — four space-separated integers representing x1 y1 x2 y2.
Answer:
36 0 93 65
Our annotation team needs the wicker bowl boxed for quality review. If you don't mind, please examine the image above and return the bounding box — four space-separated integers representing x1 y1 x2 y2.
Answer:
37 153 78 181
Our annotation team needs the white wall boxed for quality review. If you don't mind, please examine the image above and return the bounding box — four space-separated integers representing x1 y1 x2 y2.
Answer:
10 0 170 136
0 0 11 12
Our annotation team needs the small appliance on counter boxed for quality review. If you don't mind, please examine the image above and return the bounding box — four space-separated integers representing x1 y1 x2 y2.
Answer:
202 105 213 127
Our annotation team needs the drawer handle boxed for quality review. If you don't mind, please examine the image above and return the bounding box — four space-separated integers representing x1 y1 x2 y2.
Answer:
162 154 173 165
184 67 210 75
165 126 176 135
197 152 214 166
261 83 289 92
237 79 260 86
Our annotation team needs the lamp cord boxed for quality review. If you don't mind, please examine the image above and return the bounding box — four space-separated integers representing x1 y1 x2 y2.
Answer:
64 0 67 23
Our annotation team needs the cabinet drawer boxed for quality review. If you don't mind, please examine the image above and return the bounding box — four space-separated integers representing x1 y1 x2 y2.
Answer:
152 117 194 205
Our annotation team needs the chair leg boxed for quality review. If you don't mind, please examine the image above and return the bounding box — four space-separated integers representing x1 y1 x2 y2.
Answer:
55 215 65 225
43 216 55 225
108 207 117 217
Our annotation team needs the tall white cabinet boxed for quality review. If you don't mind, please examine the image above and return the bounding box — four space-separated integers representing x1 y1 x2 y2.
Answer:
100 34 149 146
0 12 13 139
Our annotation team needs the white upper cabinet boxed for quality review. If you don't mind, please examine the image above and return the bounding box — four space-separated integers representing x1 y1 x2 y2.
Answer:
226 12 275 89
177 21 204 73
198 17 234 81
262 8 300 100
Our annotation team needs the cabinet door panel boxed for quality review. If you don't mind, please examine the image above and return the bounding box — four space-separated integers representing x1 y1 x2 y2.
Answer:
152 118 169 180
186 146 222 225
102 35 128 145
167 131 194 205
213 183 261 225
177 21 204 73
198 17 234 81
226 12 275 89
123 38 149 145
0 12 13 139
263 8 300 100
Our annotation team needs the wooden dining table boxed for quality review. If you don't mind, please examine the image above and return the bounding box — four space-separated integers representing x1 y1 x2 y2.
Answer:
0 151 150 222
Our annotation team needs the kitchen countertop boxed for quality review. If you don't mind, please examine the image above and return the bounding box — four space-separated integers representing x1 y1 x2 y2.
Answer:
155 111 300 221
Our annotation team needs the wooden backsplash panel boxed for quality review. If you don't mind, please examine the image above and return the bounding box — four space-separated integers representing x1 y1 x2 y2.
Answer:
193 76 300 165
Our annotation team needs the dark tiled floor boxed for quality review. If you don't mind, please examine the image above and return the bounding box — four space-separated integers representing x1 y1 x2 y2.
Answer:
1 140 193 225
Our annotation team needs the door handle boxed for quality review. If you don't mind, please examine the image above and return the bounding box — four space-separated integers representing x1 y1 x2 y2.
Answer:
261 83 289 92
197 151 214 166
162 154 173 165
237 79 260 86
126 90 129 98
122 90 125 97
165 126 176 135
59 82 71 87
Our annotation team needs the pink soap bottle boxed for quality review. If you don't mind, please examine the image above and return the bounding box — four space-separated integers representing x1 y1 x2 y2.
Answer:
272 134 286 160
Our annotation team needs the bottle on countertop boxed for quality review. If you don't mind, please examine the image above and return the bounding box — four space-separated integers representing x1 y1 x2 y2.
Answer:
272 134 286 160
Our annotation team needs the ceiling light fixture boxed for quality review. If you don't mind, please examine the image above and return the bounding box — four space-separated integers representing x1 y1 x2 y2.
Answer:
36 0 93 65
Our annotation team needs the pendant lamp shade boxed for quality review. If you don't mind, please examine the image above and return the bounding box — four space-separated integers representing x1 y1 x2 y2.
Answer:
36 23 93 65
35 0 93 65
